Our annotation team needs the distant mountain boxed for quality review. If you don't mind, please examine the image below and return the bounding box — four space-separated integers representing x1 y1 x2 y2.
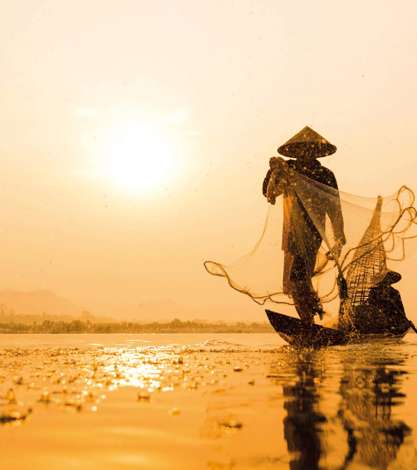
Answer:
0 290 82 317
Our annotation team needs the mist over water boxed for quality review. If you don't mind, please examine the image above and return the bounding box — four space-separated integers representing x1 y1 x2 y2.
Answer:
1 333 417 469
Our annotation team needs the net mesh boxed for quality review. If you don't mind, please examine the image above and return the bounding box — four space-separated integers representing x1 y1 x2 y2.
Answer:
340 197 386 322
204 163 417 319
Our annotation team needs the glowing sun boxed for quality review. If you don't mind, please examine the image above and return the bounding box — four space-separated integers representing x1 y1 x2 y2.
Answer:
100 120 181 195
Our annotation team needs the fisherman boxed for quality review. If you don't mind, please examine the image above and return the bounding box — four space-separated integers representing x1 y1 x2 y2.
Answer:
367 271 410 332
263 126 346 326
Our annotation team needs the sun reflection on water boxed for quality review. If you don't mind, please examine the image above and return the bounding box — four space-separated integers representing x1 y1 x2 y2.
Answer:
0 338 417 469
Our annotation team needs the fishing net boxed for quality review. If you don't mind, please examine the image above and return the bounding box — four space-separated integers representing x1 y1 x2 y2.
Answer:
204 161 417 319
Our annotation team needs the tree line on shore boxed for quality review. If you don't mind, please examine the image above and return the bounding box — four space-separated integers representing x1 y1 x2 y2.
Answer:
0 318 272 334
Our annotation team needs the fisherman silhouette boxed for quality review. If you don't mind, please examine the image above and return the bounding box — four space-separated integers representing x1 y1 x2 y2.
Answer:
263 127 346 325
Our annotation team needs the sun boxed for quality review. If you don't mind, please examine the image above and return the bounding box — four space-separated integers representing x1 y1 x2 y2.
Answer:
99 120 181 195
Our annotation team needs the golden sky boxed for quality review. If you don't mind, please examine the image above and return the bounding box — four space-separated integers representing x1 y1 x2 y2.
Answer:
0 0 416 320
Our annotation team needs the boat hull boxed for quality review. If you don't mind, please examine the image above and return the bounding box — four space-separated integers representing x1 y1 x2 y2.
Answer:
266 309 409 347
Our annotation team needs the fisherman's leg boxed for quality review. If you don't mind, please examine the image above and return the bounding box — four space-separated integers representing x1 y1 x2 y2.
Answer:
290 256 315 325
304 277 325 320
293 282 323 324
292 289 315 325
290 254 324 325
304 245 325 319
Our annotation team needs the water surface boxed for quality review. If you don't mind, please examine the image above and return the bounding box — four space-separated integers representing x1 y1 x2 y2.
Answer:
1 333 417 469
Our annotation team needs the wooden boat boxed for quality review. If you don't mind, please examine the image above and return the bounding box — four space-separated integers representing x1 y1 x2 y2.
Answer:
265 310 348 347
265 309 409 348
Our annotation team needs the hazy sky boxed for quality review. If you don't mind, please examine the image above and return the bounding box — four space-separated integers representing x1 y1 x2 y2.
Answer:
0 1 417 320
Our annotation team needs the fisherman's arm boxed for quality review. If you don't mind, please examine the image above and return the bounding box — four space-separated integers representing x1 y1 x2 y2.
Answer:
262 157 289 204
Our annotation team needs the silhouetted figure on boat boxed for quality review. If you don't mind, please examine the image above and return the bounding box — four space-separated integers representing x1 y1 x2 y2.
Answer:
263 126 346 325
366 271 410 333
346 270 412 335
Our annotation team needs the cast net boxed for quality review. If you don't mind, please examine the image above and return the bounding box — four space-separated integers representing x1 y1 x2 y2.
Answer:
204 160 417 319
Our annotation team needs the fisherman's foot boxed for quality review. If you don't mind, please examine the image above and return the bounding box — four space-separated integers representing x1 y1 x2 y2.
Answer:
299 316 315 328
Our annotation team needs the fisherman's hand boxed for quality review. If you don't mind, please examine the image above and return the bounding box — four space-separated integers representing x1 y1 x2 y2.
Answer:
269 157 290 184
269 156 286 170
266 157 290 205
269 157 279 169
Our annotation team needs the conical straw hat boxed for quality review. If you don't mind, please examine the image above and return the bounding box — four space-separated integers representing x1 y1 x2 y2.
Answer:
278 126 337 158
372 270 402 286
